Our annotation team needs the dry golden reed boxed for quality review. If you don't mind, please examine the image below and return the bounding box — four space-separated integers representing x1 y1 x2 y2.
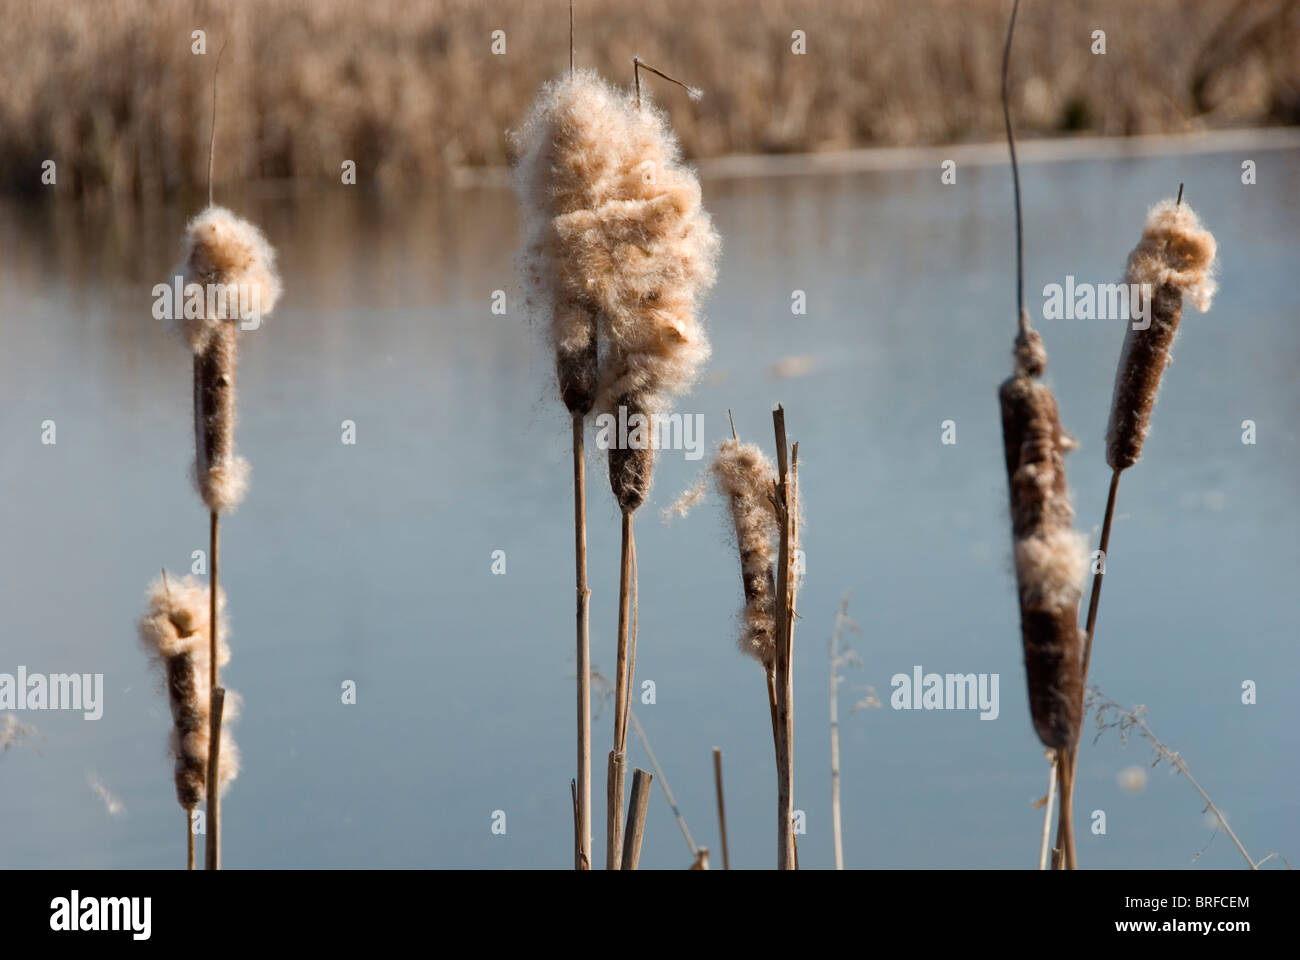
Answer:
174 205 281 513
1106 199 1218 471
138 574 240 809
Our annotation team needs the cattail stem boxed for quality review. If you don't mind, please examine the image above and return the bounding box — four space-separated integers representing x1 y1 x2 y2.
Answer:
1053 747 1077 869
712 747 730 870
186 810 195 870
1053 464 1122 866
620 768 653 870
1081 468 1121 684
1001 0 1025 328
204 510 222 870
572 415 591 870
607 511 635 868
1038 753 1058 870
772 405 796 870
204 684 224 870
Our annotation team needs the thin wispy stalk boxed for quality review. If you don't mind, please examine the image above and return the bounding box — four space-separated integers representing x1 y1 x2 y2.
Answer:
1090 688 1272 869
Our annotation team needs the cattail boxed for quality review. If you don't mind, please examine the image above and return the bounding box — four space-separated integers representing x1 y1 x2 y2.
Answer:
138 574 240 812
176 205 280 512
711 439 779 667
999 349 1087 751
1106 199 1217 471
511 69 643 869
517 72 718 502
512 70 639 418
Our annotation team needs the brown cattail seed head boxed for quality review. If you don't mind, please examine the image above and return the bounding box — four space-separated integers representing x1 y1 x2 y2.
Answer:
999 371 1086 750
609 396 654 513
193 321 248 512
138 573 239 809
1105 199 1217 471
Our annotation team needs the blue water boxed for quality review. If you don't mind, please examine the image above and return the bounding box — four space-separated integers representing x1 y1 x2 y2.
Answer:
1 145 1296 869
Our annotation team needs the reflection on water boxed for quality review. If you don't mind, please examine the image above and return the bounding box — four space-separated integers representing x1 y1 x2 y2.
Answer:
1 149 1297 868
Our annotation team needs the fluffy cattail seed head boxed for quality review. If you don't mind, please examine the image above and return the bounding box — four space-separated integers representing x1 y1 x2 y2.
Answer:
999 370 1086 750
666 438 780 666
175 206 281 353
711 439 780 667
511 71 630 417
138 573 239 808
1106 200 1217 471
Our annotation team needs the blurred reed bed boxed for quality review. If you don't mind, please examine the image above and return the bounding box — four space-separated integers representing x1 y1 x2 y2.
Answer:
3 0 1298 198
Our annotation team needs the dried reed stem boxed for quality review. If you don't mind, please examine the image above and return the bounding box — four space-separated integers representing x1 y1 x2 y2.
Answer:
204 683 224 870
772 405 796 870
1038 753 1058 870
620 767 653 870
712 747 730 869
607 511 635 868
572 414 592 870
187 811 195 870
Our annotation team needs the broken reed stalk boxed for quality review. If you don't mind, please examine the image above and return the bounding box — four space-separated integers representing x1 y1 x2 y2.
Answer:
712 747 730 869
772 405 797 870
1055 187 1218 863
629 709 696 858
1038 753 1058 870
620 767 654 869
